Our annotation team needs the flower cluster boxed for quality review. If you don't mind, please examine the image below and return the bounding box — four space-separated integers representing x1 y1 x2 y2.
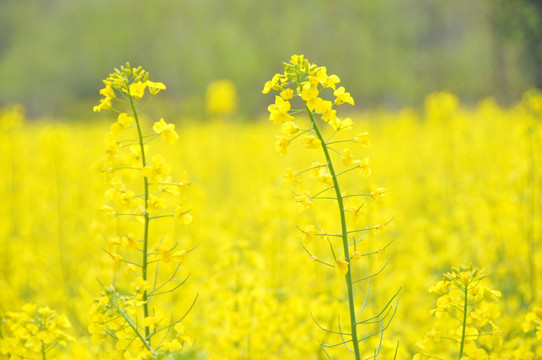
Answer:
93 64 165 113
88 287 191 359
92 63 195 359
0 304 74 359
263 55 396 359
414 264 503 359
263 54 357 156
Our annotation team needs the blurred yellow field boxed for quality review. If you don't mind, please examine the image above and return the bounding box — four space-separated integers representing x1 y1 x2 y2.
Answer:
1 62 541 359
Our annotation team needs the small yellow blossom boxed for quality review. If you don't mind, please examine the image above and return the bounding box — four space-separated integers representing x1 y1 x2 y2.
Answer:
104 132 119 161
153 118 179 144
93 96 112 112
315 167 333 186
429 280 450 295
281 121 299 135
334 86 355 105
300 225 317 244
129 81 146 99
302 134 321 149
98 205 117 217
311 98 333 115
268 96 294 125
353 132 371 147
110 253 124 270
146 80 166 95
117 112 134 127
342 148 354 167
315 67 340 89
121 233 138 251
301 82 319 101
347 204 366 226
316 104 335 122
372 222 388 236
147 195 166 214
132 277 152 293
142 154 172 183
106 236 120 253
329 117 353 130
175 206 193 225
280 88 293 100
353 157 371 177
262 73 282 94
425 329 441 343
351 251 361 260
335 258 349 276
99 82 116 98
155 245 173 263
122 144 145 167
284 168 300 183
275 135 290 156
370 187 387 200
296 191 313 212
172 249 188 263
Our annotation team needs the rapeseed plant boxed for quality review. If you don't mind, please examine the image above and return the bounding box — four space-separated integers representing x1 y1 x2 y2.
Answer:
413 264 503 359
0 304 74 359
263 55 398 359
91 63 195 359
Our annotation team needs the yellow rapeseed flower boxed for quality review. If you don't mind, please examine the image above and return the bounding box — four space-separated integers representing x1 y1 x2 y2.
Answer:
146 80 166 95
353 132 371 147
301 134 321 149
334 86 354 105
175 206 193 225
142 154 172 183
268 96 294 125
296 191 313 212
128 81 146 99
153 118 179 144
335 258 349 276
300 225 317 244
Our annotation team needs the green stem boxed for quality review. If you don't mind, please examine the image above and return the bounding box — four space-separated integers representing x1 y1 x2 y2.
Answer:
113 296 154 353
41 341 46 360
128 94 151 342
306 105 361 360
458 285 468 359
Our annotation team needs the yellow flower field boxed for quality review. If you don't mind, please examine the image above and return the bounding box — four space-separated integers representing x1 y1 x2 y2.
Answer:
0 63 541 359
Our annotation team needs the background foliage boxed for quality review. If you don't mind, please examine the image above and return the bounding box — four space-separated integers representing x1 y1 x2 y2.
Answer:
0 0 540 117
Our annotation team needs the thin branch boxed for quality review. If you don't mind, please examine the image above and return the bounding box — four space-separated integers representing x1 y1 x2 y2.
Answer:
300 241 334 267
347 217 393 235
321 345 336 360
310 312 351 336
153 293 199 334
357 287 401 324
353 257 391 284
148 272 190 297
356 283 372 318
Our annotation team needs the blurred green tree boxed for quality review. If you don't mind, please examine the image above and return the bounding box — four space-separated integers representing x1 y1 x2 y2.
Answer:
0 0 537 118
